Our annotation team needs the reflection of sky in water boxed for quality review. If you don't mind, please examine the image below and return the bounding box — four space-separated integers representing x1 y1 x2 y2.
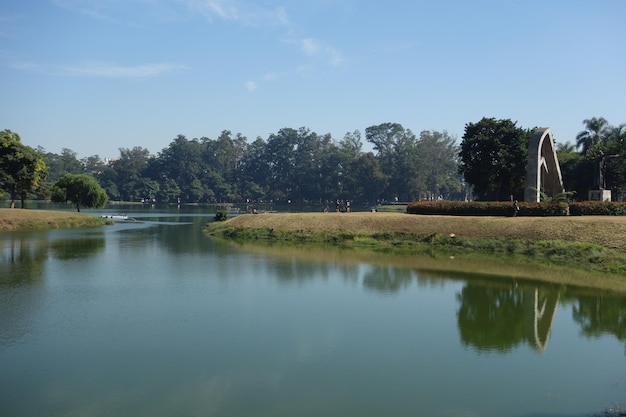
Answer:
1 217 625 417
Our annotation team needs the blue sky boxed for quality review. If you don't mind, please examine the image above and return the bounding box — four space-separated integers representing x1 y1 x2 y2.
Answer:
1 0 624 159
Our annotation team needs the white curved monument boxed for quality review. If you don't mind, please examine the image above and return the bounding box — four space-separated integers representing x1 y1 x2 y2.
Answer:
524 128 565 203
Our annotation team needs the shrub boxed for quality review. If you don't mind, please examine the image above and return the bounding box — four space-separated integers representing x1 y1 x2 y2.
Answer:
214 210 228 222
569 201 626 216
406 201 569 216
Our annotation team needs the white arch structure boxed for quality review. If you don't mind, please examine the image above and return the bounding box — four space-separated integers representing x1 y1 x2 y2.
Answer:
524 128 564 203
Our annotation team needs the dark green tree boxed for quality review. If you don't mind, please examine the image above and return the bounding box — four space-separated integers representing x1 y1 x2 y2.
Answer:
111 146 152 202
416 130 461 200
575 117 609 155
365 122 407 199
556 141 585 200
154 135 212 202
239 137 269 201
458 118 532 201
263 128 299 201
345 152 388 203
51 173 108 212
1 130 48 208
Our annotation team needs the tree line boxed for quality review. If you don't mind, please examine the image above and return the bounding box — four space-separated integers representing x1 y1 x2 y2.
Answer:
457 116 625 201
2 117 625 209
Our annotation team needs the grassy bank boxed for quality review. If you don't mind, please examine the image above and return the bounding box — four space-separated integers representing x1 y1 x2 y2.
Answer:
0 209 110 231
204 212 626 280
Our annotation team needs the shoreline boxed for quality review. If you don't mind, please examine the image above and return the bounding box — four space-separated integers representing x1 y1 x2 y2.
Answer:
204 212 626 288
209 212 626 252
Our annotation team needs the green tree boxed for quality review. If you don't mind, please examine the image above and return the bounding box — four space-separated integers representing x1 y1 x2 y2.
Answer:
458 118 532 201
339 130 363 160
239 137 269 201
556 141 585 200
41 148 83 183
153 135 209 202
365 122 407 199
51 173 108 212
111 146 152 202
574 118 626 200
0 130 48 208
575 117 609 155
345 152 388 203
416 130 461 200
263 128 299 201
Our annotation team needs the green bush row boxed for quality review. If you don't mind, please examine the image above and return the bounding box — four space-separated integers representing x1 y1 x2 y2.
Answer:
406 201 626 216
569 201 626 216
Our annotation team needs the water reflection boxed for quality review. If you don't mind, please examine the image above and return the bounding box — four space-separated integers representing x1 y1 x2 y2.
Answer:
573 295 626 344
49 236 105 260
456 282 561 353
1 234 48 286
362 266 415 293
231 241 626 355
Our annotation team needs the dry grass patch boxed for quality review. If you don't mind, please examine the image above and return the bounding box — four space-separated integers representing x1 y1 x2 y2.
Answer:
0 209 109 231
224 212 626 253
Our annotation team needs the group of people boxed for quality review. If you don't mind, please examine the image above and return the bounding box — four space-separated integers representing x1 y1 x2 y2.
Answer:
324 199 351 213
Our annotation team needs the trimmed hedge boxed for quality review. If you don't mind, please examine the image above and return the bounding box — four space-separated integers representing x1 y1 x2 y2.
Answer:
406 200 626 216
406 201 569 216
569 201 626 216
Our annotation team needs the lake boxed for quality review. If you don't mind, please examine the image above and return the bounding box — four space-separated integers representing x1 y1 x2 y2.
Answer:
1 205 625 417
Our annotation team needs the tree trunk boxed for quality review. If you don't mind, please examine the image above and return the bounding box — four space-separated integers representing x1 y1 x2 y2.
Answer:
76 202 81 212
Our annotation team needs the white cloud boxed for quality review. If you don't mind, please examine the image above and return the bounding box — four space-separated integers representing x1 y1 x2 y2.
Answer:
185 0 289 26
58 62 187 78
292 37 343 67
263 72 278 82
245 80 257 91
300 38 320 56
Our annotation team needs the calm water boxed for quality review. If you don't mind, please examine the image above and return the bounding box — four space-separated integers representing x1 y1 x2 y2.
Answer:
1 206 625 417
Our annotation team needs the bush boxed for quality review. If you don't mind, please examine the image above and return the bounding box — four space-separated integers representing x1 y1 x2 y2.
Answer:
406 201 569 216
569 201 626 216
214 210 228 222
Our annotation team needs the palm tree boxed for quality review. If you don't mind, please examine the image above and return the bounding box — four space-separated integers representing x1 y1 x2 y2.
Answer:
604 123 626 145
556 141 576 153
575 117 609 154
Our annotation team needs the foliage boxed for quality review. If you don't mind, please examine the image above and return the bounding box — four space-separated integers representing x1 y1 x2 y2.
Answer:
0 129 48 208
576 117 609 155
458 118 532 201
51 173 108 212
214 209 228 222
6 114 625 206
406 201 570 216
534 188 576 203
569 202 626 216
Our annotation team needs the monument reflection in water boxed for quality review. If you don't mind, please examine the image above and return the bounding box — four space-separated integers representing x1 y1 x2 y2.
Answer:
1 208 625 417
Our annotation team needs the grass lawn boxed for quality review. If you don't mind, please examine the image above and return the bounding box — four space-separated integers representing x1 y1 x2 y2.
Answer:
218 212 626 253
0 208 109 231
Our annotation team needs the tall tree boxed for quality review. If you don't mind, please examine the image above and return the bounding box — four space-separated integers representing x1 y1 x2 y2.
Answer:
111 146 152 202
0 130 48 208
339 130 363 159
239 137 270 201
365 122 412 200
576 117 609 154
263 128 299 201
154 136 212 202
416 130 461 200
458 118 532 201
346 152 388 203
